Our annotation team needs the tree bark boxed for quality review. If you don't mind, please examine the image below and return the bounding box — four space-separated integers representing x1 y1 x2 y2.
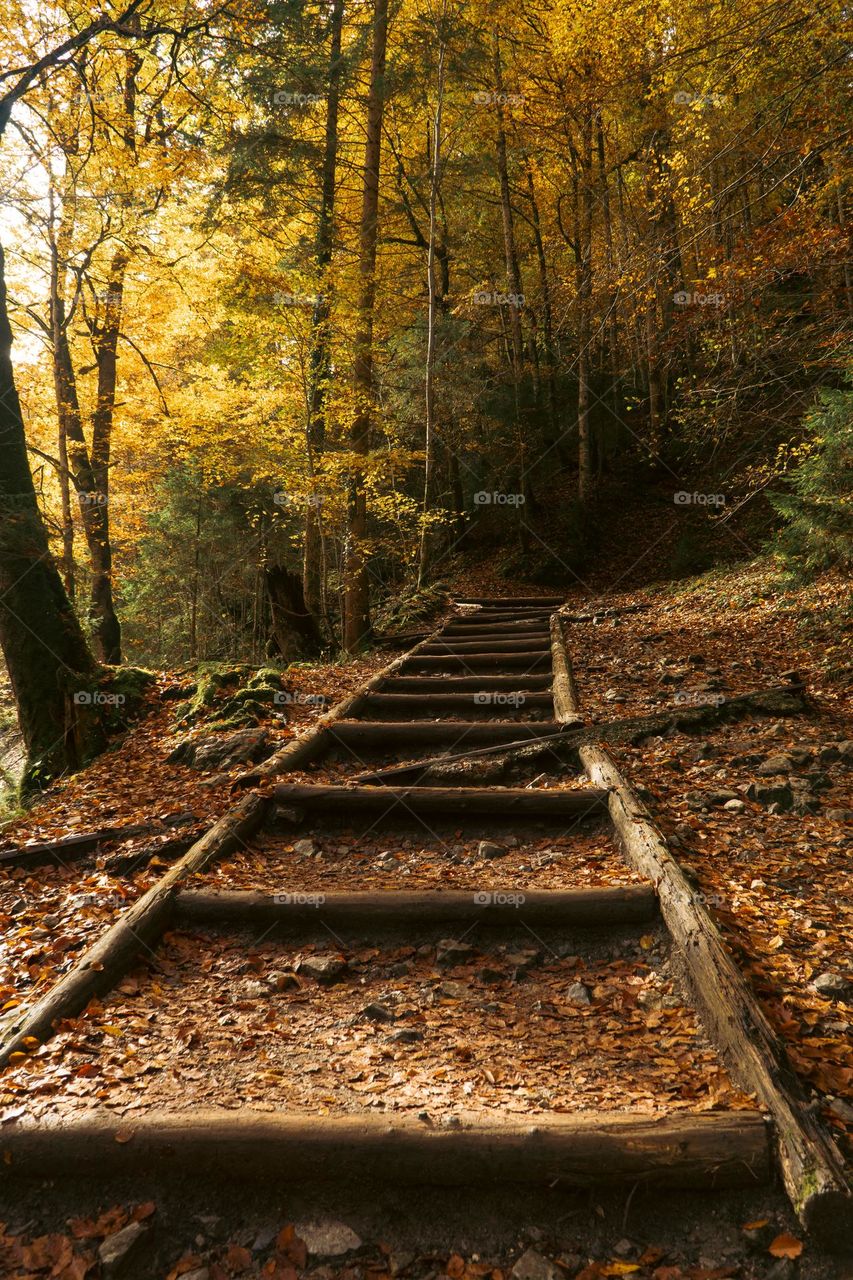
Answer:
0 242 103 789
303 0 344 630
343 0 389 652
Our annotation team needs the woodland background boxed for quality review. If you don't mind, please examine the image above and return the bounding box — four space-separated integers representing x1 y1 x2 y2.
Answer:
0 0 850 784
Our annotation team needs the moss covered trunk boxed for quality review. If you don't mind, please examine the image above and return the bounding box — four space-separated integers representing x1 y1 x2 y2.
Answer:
0 241 105 789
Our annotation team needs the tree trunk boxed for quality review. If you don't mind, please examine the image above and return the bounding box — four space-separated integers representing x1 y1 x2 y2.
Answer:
575 108 594 503
0 242 103 789
342 0 389 652
265 565 323 660
303 0 344 631
418 22 448 588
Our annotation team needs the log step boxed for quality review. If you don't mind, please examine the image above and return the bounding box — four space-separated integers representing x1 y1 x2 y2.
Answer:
272 782 609 820
0 1110 769 1188
173 886 660 927
450 611 555 625
441 626 552 640
360 692 555 717
378 674 554 693
402 652 552 672
326 721 566 750
420 638 552 655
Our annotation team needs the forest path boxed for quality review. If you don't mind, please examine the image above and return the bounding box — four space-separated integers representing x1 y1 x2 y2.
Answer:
0 598 849 1264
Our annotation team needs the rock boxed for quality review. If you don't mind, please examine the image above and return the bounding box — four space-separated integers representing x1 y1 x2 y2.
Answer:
707 789 739 806
827 808 853 822
360 1001 396 1023
436 939 476 966
293 838 316 856
818 744 841 764
566 982 591 1005
723 798 746 812
98 1222 148 1277
183 1271 210 1280
613 1239 635 1258
390 1251 417 1275
838 740 853 763
294 1220 362 1257
477 840 507 860
746 781 794 810
478 966 506 984
603 689 626 701
505 949 540 971
388 1028 423 1044
297 953 347 984
511 1248 562 1280
168 728 272 771
813 972 850 1000
756 754 794 776
244 980 269 999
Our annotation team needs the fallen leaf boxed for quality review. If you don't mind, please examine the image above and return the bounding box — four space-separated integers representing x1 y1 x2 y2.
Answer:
769 1233 803 1259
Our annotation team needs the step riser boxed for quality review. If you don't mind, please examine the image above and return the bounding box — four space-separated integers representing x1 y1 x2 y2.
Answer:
403 654 551 671
326 722 565 750
378 675 554 693
0 1112 770 1189
421 641 552 655
174 887 660 928
273 783 609 819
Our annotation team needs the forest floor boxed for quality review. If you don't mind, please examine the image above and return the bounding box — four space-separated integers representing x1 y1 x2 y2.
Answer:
0 553 850 1280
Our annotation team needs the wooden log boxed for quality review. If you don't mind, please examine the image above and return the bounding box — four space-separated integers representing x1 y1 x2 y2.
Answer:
420 638 552 655
360 692 555 716
173 885 660 928
449 610 555 625
549 614 582 724
443 623 552 637
0 792 270 1069
326 720 565 750
580 744 853 1249
0 814 198 870
402 652 552 671
272 782 609 821
378 674 554 693
0 1109 769 1189
235 626 446 786
350 729 574 785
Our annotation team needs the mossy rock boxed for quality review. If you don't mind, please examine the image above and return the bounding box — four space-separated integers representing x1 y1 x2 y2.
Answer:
173 666 285 730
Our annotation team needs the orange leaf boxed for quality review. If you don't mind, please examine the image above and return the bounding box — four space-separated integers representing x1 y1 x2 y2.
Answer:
769 1233 803 1259
225 1243 253 1273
